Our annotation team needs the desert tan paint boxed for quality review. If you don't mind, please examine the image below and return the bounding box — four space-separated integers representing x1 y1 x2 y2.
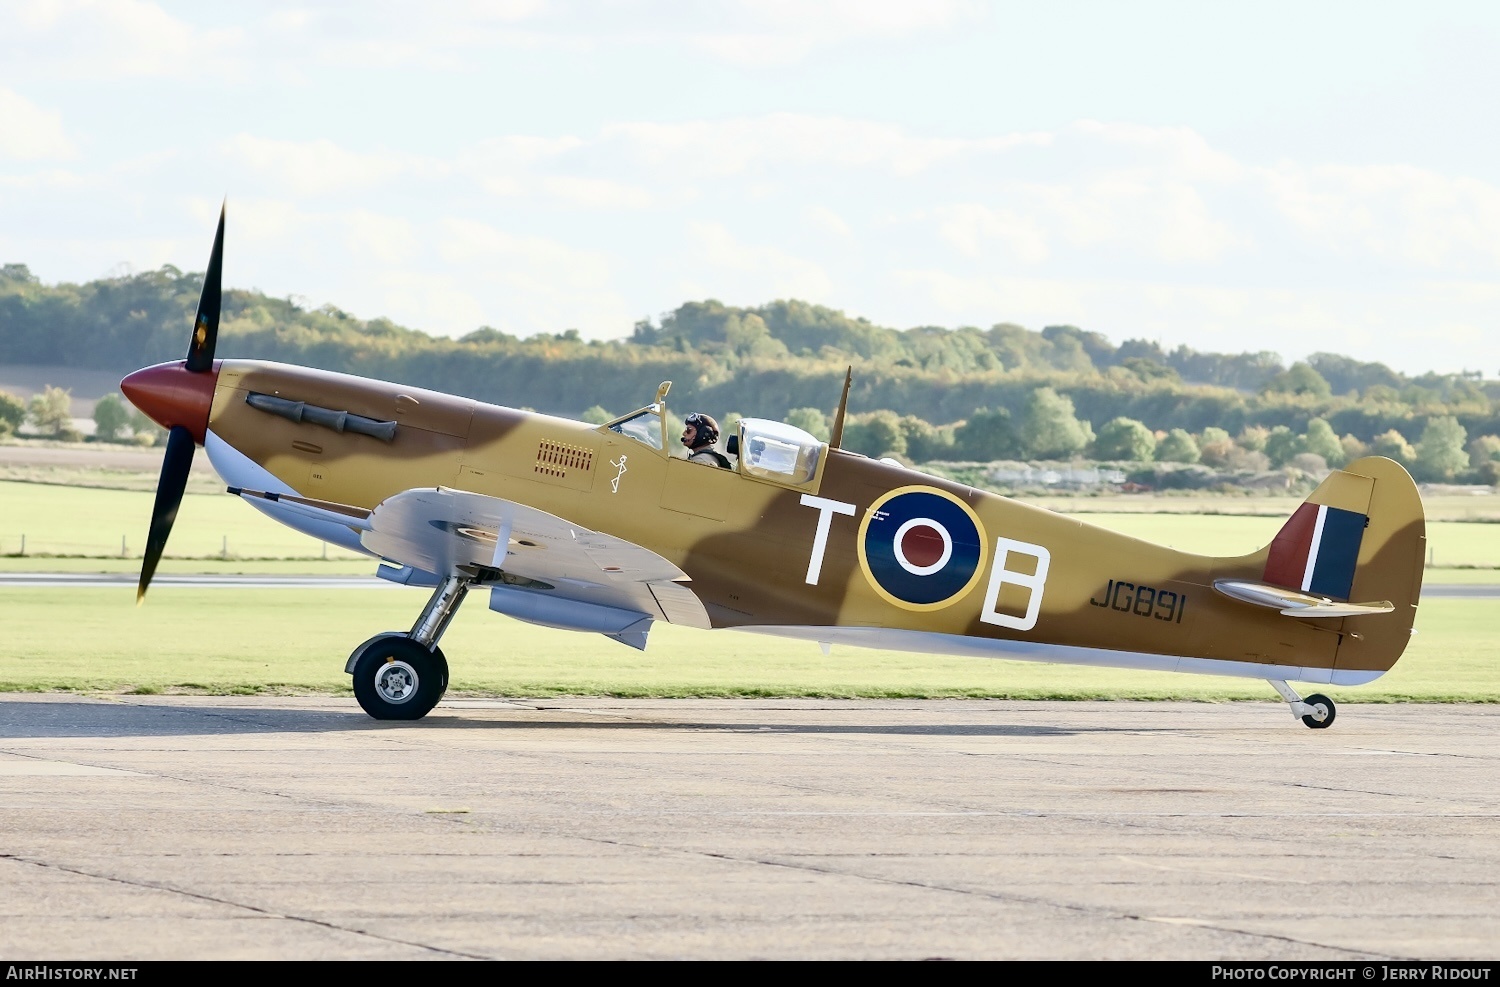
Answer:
208 360 1425 675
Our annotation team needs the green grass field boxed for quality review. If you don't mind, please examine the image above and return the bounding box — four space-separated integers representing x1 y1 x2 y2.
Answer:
3 479 1496 569
1078 513 1500 568
2 476 1495 702
0 587 1493 702
0 480 366 560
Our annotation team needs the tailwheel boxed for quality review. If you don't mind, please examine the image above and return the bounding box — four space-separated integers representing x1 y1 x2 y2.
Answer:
1300 693 1336 730
351 635 448 721
1268 679 1338 730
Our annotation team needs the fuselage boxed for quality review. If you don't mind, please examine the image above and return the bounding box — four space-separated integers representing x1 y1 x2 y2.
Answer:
184 358 1393 684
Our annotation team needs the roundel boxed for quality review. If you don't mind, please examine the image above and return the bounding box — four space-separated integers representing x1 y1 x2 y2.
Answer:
857 486 988 611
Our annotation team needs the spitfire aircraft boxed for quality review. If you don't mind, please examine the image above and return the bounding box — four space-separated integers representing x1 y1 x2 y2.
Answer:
121 210 1425 727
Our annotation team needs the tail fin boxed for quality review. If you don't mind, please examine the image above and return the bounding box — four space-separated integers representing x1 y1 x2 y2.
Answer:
1263 457 1425 675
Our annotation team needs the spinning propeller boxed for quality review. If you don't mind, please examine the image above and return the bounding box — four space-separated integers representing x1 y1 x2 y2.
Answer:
120 204 226 602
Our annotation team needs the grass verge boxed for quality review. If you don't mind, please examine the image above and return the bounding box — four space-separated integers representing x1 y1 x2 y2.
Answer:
1 587 1494 701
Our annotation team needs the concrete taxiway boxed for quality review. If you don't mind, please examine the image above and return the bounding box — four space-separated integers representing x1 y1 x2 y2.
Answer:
0 695 1496 960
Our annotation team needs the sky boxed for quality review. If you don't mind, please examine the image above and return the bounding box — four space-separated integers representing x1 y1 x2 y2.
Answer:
2 0 1499 375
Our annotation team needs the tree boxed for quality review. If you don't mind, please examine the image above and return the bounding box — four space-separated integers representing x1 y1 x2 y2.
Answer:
1237 426 1270 452
1307 353 1401 396
0 389 24 436
842 410 906 458
1340 434 1368 464
1303 418 1345 467
129 407 165 446
1093 417 1156 462
954 407 1020 461
1155 428 1201 464
93 393 131 442
1371 429 1416 466
1467 435 1500 469
580 405 614 425
1019 388 1093 460
1288 452 1329 474
1197 427 1234 467
27 385 75 439
1263 426 1306 467
1468 436 1500 485
1224 447 1271 472
898 415 952 462
1262 362 1332 399
1414 416 1469 482
784 407 829 442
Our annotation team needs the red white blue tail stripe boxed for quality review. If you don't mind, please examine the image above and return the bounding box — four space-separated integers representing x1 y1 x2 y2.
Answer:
1264 502 1367 601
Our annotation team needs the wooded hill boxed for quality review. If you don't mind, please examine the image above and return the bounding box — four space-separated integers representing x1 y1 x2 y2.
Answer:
2 262 1496 482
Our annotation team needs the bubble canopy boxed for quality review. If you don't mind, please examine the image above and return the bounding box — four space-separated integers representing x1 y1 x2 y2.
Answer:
738 418 823 485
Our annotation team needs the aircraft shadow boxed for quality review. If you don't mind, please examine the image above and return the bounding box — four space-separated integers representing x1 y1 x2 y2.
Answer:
0 699 1157 739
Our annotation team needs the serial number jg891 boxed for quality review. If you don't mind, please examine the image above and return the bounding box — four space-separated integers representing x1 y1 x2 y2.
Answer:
1089 579 1187 623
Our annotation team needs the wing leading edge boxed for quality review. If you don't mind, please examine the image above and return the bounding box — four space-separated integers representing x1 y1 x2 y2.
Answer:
232 485 712 647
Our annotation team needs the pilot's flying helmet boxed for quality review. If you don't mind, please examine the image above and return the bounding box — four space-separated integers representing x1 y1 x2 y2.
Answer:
683 412 720 447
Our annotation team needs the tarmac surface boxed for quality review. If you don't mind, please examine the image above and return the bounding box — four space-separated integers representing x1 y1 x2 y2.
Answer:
1 695 1497 960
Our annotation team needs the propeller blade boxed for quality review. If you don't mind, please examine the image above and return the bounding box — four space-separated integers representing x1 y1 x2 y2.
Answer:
137 425 195 602
185 202 225 372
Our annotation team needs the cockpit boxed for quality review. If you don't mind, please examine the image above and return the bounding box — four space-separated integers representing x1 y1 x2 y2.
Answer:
599 382 827 492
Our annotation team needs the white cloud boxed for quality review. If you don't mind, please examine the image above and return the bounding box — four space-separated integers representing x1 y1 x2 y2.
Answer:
432 217 629 335
604 114 1049 177
341 210 416 266
1264 163 1500 271
1026 177 1245 263
219 135 420 197
687 0 982 65
933 204 1050 264
438 217 613 283
541 176 652 210
891 268 1500 371
1 0 241 78
231 0 979 69
1071 121 1246 183
686 221 834 301
369 270 489 335
0 89 75 160
807 205 852 238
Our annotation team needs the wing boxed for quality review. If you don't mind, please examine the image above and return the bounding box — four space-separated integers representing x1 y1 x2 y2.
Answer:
232 485 711 647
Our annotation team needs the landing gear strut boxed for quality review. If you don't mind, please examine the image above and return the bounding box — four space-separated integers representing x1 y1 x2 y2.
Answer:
1267 679 1337 730
349 573 471 720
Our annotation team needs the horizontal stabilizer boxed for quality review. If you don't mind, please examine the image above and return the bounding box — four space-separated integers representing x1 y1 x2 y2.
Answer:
1214 579 1393 618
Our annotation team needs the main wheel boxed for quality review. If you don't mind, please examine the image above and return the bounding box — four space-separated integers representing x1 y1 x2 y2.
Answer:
348 633 448 696
1301 693 1336 729
350 636 448 721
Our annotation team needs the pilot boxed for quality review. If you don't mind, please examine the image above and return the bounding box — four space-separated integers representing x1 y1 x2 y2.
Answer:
681 413 731 468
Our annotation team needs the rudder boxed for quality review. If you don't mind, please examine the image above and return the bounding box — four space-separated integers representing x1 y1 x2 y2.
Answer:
1263 457 1425 677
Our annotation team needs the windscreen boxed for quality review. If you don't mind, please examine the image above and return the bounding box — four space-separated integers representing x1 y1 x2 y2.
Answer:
609 408 663 450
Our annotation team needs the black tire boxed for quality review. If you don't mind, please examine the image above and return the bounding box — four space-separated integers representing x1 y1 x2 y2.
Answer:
350 636 447 721
1301 693 1336 729
349 633 448 695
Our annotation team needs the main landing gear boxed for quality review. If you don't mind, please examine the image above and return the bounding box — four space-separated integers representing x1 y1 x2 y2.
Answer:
349 574 471 720
1267 679 1337 730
